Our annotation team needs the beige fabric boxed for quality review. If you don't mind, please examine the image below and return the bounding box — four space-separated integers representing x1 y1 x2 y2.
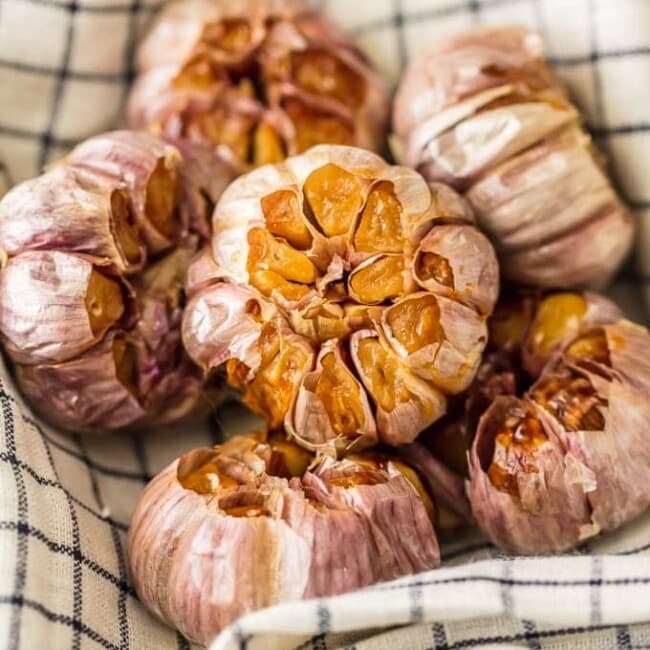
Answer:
0 0 649 649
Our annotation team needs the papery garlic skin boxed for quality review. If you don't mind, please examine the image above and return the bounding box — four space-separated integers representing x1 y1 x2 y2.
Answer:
419 290 620 523
392 27 633 289
0 165 146 274
65 130 186 254
0 130 235 432
16 332 148 431
127 0 390 169
183 145 499 451
0 251 136 364
128 433 439 645
468 320 650 554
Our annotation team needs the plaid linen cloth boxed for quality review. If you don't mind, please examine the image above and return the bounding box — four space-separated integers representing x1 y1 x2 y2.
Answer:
1 0 650 648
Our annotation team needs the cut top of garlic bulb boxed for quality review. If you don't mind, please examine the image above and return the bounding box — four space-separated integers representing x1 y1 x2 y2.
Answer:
183 145 499 452
128 431 440 644
127 0 389 168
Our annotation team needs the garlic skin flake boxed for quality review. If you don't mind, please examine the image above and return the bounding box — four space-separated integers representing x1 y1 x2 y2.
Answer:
468 320 650 554
183 145 499 451
127 0 390 169
0 130 235 432
128 433 439 645
392 26 634 289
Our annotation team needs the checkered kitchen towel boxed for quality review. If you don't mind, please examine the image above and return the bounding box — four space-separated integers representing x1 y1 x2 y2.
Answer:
1 0 650 649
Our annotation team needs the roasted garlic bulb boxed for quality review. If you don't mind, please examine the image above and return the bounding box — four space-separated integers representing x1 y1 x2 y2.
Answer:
0 131 235 431
420 291 620 483
183 145 499 452
468 319 650 554
392 27 634 289
127 0 389 169
128 432 440 644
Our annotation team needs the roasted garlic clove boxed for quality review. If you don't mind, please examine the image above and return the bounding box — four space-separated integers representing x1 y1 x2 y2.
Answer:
521 291 621 377
0 130 234 432
468 319 650 554
127 0 389 168
413 223 499 315
0 166 146 274
128 433 439 644
392 27 633 289
0 251 136 365
420 290 618 532
289 338 377 452
350 329 446 446
382 292 488 394
183 145 499 449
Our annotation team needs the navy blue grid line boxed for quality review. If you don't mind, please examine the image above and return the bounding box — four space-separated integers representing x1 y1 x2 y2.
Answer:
618 626 633 649
38 0 78 169
591 556 604 625
0 596 119 650
615 540 650 555
20 393 85 650
0 58 124 82
0 450 129 531
591 124 650 136
426 622 620 650
432 622 448 648
349 0 524 37
15 0 161 14
2 388 28 648
369 574 650 592
120 0 142 92
310 632 328 650
392 0 408 71
16 409 149 481
522 619 542 650
130 433 153 483
0 521 135 597
0 123 77 148
75 434 129 649
549 47 650 66
0 161 13 189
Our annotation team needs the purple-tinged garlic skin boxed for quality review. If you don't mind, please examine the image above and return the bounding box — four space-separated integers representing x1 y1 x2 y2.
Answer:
183 281 281 372
182 145 499 451
64 131 182 254
350 329 446 447
468 396 594 554
420 290 619 532
0 251 136 365
392 27 559 139
287 338 377 451
0 130 235 432
16 332 148 431
128 435 439 645
393 441 473 528
468 319 650 554
127 0 390 169
392 27 634 289
0 165 146 274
